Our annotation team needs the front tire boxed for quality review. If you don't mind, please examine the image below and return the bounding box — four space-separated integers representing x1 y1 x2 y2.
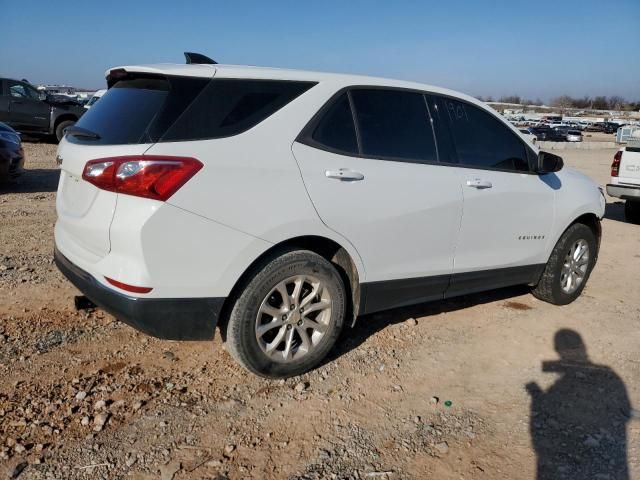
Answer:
624 201 640 224
225 250 346 378
532 223 598 305
55 120 75 142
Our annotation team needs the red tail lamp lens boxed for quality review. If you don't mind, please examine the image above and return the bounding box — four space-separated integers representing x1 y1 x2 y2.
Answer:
82 156 202 201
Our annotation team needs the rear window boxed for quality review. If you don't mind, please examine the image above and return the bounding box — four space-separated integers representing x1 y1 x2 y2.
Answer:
68 76 315 145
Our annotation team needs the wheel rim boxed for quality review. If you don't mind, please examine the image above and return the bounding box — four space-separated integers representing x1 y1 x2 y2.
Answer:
560 239 590 294
255 275 332 363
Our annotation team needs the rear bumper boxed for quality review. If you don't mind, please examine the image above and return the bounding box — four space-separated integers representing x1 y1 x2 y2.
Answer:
54 248 224 340
606 184 640 200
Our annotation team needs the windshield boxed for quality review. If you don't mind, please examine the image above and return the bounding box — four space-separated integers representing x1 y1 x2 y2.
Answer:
86 95 101 106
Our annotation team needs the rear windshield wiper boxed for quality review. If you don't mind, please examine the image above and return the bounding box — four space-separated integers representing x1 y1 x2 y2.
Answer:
65 126 101 140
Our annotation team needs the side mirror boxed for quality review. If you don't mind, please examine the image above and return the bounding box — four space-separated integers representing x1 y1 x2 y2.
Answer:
537 151 563 174
38 91 47 101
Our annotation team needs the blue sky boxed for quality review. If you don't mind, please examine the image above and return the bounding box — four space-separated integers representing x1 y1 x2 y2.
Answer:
1 0 638 101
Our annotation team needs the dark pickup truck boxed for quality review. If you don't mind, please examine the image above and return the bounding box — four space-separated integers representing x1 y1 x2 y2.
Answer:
0 77 86 142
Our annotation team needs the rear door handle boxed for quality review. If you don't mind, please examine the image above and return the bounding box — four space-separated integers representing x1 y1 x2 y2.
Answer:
466 179 493 189
325 168 365 181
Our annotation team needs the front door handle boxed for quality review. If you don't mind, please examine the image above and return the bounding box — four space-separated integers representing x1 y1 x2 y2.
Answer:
466 179 493 189
325 168 365 181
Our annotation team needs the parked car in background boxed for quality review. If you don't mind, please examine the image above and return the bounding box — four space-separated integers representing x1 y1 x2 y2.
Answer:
528 126 566 142
54 58 605 377
602 122 620 134
84 89 106 109
566 130 583 142
519 128 537 144
607 140 640 224
584 123 604 132
0 77 86 142
0 122 24 182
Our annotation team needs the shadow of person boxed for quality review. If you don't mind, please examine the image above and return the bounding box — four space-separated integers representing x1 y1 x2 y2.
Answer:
526 329 631 479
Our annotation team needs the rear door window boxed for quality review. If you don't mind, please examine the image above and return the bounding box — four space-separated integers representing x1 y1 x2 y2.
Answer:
350 89 437 163
436 96 529 172
309 93 358 154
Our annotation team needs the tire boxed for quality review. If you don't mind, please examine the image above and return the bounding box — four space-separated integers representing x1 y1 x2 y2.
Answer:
55 120 75 142
624 201 640 225
532 223 598 305
225 249 346 378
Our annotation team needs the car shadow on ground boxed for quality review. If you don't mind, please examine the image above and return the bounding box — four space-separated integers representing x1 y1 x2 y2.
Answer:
324 285 530 366
0 168 60 194
525 329 631 479
604 201 627 223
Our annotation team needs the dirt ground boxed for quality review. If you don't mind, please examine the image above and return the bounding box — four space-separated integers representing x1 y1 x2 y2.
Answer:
0 141 638 480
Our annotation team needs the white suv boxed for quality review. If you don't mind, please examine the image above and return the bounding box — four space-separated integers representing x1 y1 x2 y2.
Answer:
54 57 605 377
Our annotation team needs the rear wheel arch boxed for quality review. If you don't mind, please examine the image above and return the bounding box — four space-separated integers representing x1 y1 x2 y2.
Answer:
218 235 362 339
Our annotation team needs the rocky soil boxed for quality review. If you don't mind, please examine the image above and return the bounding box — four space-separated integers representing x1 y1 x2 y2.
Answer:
0 142 638 479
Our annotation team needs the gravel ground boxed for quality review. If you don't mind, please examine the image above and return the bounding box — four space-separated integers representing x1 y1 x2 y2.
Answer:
0 141 638 479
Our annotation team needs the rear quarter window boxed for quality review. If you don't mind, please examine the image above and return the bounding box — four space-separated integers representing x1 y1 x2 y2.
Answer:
161 79 315 142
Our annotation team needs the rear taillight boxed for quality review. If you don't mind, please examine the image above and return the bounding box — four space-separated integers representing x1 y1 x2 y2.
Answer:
611 151 622 177
82 156 202 201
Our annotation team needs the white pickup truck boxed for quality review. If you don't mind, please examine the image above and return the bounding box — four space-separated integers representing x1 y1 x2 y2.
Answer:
607 139 640 224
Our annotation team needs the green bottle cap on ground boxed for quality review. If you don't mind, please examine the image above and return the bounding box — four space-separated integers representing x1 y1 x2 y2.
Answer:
444 400 452 407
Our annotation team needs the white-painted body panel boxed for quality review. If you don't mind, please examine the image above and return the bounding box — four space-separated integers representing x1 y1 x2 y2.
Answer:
292 143 462 282
454 170 555 272
55 61 604 304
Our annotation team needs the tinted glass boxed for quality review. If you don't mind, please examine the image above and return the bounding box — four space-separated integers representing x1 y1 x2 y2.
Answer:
311 93 358 154
438 97 528 172
70 77 173 145
350 89 436 163
68 77 312 145
162 79 315 141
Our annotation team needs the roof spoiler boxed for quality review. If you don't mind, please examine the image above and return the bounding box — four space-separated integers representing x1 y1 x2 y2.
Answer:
184 52 218 65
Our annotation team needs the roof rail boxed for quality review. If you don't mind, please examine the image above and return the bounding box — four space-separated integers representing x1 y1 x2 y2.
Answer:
184 52 218 65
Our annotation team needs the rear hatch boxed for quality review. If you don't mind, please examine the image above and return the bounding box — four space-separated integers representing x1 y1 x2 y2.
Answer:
56 71 213 259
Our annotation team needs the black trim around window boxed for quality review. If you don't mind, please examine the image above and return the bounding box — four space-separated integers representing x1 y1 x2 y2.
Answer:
296 85 539 175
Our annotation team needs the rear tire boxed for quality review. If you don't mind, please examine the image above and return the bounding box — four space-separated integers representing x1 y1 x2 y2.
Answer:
532 223 598 305
624 201 640 224
224 250 346 378
55 120 75 142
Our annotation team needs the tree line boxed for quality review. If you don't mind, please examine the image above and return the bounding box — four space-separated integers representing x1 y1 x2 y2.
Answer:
475 95 640 111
